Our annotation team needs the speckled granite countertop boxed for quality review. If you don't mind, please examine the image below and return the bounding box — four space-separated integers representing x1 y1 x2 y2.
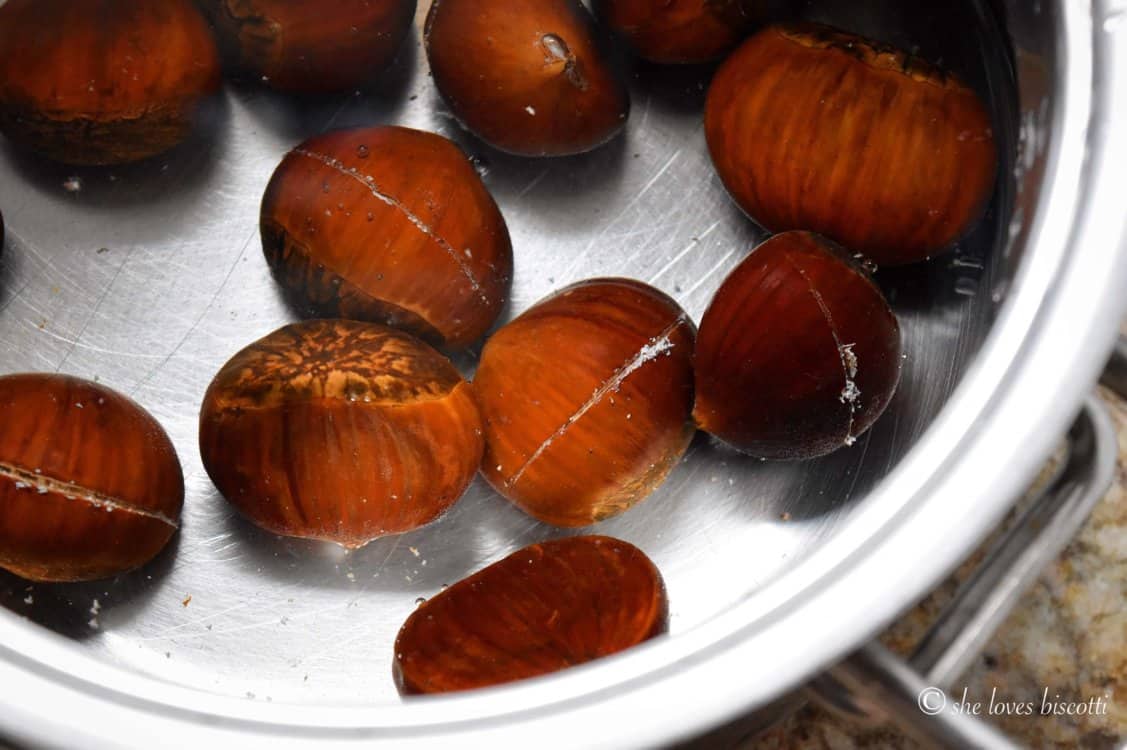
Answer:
752 388 1127 749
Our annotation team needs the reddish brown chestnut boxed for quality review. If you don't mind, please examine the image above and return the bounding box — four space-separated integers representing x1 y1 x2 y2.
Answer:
201 0 416 94
261 126 513 350
694 232 902 459
199 320 483 548
475 279 695 527
0 0 221 166
0 374 184 582
593 0 765 64
425 0 630 157
393 535 667 694
705 24 997 266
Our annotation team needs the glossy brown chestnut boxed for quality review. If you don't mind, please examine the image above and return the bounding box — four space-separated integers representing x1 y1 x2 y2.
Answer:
0 0 221 166
593 0 765 64
0 374 184 582
705 24 997 266
425 0 630 157
199 320 483 548
201 0 416 94
393 535 667 694
261 126 513 350
694 232 902 459
475 279 695 527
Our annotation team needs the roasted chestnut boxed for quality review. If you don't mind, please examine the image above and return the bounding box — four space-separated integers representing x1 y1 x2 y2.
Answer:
199 320 483 548
593 0 765 64
261 126 513 350
693 232 902 459
475 279 695 527
393 535 667 694
0 374 184 582
425 0 630 157
201 0 416 94
705 24 997 266
0 0 221 166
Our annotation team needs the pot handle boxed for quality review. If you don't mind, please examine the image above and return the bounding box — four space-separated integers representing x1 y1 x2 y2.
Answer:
805 394 1118 749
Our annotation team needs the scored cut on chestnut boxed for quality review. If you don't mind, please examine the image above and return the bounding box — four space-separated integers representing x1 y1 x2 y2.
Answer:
0 0 221 166
705 24 998 267
199 320 484 548
593 0 766 64
261 126 513 351
425 0 630 157
394 535 667 694
0 374 185 582
475 278 696 527
200 0 416 94
694 231 902 460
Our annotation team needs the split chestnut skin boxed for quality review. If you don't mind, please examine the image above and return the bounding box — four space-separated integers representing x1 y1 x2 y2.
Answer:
199 320 483 548
475 279 695 527
705 24 997 266
261 127 513 350
0 0 221 165
693 232 902 459
425 0 630 157
394 535 667 694
0 374 185 582
593 0 766 64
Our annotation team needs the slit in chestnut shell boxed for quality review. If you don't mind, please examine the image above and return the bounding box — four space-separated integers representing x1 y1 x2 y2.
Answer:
260 126 513 351
425 0 630 157
474 278 696 527
593 0 766 64
200 0 417 94
0 374 185 582
393 535 668 694
198 320 484 548
693 231 902 459
704 24 998 267
0 0 221 166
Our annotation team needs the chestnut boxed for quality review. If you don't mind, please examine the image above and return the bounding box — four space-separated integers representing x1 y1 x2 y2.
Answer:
261 126 513 350
705 24 997 266
0 374 184 582
593 0 765 64
201 0 416 94
0 0 221 166
393 535 667 694
693 231 902 459
475 279 695 527
425 0 630 157
199 320 483 548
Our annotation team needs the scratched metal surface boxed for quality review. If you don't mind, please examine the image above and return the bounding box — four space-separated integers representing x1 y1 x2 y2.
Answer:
0 1 1010 709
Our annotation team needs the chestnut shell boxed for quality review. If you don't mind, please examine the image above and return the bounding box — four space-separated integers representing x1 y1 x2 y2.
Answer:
425 0 630 157
0 374 184 582
593 0 765 64
0 0 221 166
261 126 513 351
705 24 997 266
202 0 417 93
393 535 667 694
199 320 484 548
475 278 696 527
693 232 902 459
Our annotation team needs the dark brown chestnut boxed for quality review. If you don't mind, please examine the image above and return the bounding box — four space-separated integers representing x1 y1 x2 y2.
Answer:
593 0 765 64
475 279 695 527
199 320 484 548
0 0 221 166
393 535 667 694
705 24 997 266
425 0 630 157
201 0 416 94
693 231 902 459
0 374 184 582
261 126 513 350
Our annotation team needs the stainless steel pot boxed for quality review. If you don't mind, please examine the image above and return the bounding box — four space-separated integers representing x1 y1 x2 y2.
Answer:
0 0 1125 747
